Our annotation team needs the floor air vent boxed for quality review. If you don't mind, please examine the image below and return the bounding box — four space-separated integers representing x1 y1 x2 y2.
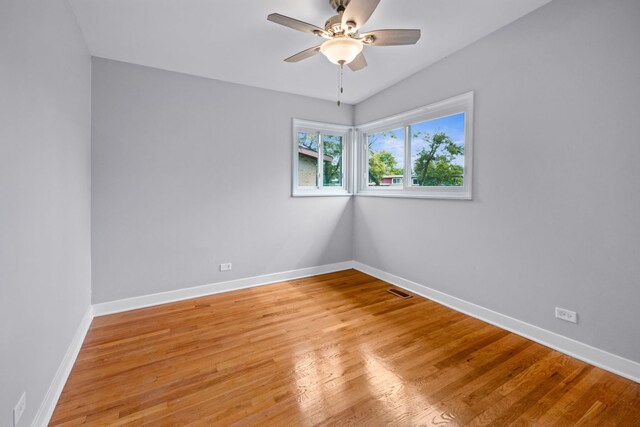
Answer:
387 289 412 299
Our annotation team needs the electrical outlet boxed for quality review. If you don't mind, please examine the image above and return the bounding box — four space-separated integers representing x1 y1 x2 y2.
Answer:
14 392 26 426
555 307 577 324
220 263 232 272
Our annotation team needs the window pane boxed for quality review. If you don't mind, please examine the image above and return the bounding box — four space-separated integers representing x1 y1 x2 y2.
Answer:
323 135 342 187
410 113 465 187
297 132 319 187
367 128 404 187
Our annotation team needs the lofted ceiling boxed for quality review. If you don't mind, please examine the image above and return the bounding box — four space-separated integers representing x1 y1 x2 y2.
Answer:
70 0 552 104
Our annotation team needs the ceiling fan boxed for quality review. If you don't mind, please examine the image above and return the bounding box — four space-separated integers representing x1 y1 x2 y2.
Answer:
267 0 421 104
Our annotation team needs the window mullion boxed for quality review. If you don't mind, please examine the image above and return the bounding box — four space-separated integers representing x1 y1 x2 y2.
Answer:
362 132 368 191
342 131 347 191
404 125 411 189
317 131 323 189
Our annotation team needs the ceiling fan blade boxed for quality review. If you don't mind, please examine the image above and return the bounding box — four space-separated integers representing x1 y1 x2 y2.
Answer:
348 52 368 71
342 0 381 30
284 45 322 63
361 29 421 46
268 13 327 37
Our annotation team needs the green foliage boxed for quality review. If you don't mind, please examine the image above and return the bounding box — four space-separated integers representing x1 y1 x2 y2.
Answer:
413 131 464 186
368 150 402 185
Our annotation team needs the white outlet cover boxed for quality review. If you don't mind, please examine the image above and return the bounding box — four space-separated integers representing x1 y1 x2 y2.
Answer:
220 263 232 272
14 392 26 426
555 307 578 324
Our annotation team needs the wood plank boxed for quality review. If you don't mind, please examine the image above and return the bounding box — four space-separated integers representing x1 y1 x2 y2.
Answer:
50 269 640 426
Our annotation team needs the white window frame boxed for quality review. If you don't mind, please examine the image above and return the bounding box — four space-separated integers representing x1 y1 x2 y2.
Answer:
356 91 474 200
292 118 353 197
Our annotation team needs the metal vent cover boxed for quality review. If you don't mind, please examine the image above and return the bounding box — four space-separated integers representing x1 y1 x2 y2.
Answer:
387 289 412 299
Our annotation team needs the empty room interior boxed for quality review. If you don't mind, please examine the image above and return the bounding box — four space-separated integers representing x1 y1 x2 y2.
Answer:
2 0 640 425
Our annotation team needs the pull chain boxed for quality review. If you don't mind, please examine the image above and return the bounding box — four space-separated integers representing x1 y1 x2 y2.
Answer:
337 61 344 107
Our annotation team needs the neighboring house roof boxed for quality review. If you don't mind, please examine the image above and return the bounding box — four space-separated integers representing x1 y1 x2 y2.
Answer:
298 147 333 162
382 175 403 179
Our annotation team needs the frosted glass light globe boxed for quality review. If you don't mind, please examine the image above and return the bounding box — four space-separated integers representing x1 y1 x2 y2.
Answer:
320 37 363 65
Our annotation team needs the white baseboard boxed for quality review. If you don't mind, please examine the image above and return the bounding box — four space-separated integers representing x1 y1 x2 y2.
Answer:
32 305 94 427
92 261 355 317
352 261 640 384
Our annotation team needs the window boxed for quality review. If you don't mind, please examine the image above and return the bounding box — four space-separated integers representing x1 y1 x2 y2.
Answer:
367 128 404 187
297 132 319 187
357 91 474 199
293 119 352 196
323 134 343 187
292 93 472 199
410 113 465 188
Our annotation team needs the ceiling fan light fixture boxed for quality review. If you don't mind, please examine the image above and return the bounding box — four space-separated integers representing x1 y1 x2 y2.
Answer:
320 37 363 65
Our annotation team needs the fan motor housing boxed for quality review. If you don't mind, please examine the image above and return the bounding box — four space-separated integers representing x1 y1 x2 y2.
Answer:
324 14 343 33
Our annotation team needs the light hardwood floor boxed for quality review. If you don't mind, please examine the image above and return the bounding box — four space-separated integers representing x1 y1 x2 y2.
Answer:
51 269 640 426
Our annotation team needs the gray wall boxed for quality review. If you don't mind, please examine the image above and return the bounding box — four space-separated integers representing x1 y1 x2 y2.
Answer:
354 0 640 362
91 58 354 303
0 0 92 425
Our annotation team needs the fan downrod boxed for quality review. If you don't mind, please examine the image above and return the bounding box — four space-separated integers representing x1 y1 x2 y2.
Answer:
329 0 351 12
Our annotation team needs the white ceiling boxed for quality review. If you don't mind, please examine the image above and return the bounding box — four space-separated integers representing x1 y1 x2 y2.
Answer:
70 0 552 104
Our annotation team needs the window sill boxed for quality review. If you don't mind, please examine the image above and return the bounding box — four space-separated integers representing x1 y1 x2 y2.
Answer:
355 190 472 200
292 190 353 198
